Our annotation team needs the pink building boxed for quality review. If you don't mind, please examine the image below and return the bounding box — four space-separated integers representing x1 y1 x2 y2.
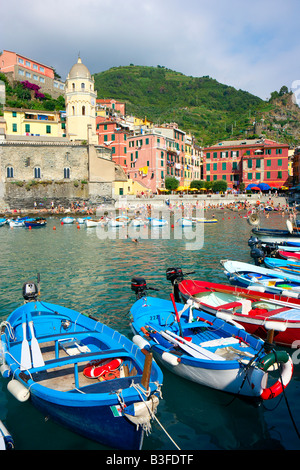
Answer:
96 117 129 172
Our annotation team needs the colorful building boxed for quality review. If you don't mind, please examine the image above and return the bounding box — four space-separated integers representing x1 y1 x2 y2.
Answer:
203 138 289 189
3 107 66 138
0 50 65 99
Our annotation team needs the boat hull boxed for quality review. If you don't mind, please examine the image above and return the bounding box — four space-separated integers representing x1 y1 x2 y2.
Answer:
31 390 144 450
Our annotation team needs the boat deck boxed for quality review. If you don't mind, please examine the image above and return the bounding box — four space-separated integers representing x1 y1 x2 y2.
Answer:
32 341 92 391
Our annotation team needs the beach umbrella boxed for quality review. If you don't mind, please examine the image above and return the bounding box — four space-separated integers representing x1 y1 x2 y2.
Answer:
250 186 261 191
258 183 271 191
176 186 188 191
245 184 258 190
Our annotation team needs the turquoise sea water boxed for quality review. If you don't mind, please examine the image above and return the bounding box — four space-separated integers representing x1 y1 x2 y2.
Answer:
0 210 300 451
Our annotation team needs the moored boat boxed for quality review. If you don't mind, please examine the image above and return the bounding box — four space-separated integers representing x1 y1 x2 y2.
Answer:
149 218 168 227
61 217 75 224
175 275 300 347
0 420 14 450
264 257 300 276
24 218 47 228
0 279 163 450
129 276 293 400
221 259 300 296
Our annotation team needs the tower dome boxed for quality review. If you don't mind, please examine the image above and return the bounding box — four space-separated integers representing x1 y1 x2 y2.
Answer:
67 57 91 79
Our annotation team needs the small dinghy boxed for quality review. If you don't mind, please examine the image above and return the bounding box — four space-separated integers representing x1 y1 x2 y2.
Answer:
0 277 163 450
61 217 74 224
129 276 293 400
264 257 300 276
24 218 47 228
149 218 168 227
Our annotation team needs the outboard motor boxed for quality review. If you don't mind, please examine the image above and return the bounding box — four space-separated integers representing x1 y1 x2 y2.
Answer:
131 277 148 299
250 247 265 266
22 282 38 302
248 236 259 249
166 267 184 285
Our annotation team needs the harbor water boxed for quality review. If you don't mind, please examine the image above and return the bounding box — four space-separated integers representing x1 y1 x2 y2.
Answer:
0 209 300 451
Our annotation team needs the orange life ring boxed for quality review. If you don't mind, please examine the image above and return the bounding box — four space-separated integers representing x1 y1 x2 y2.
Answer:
83 358 123 379
259 351 293 400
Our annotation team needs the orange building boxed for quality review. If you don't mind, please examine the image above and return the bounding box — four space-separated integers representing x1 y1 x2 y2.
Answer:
0 50 64 98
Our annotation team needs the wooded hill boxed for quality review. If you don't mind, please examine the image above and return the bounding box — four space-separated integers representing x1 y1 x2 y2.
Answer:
93 65 300 147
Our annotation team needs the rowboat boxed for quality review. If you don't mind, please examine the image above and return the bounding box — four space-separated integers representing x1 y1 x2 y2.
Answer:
0 280 163 449
130 277 293 400
84 219 106 227
0 218 7 227
24 218 47 228
0 420 14 450
61 217 74 224
221 259 300 295
76 217 91 224
149 218 168 227
108 217 129 227
176 277 300 347
130 218 149 227
9 219 25 228
278 250 300 260
252 220 300 243
264 257 300 276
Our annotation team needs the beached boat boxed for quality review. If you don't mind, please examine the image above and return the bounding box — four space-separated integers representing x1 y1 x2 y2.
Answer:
61 217 75 224
24 218 47 228
1 280 163 450
176 277 300 347
221 259 300 295
129 277 293 400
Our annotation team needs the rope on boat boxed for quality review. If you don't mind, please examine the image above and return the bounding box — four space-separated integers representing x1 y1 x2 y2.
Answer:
130 382 181 451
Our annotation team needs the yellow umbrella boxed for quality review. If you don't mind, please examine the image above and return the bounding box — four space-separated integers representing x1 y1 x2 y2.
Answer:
199 187 207 191
176 186 188 191
188 187 198 191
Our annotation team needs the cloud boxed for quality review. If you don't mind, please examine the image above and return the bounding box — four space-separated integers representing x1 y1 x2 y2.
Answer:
2 0 300 99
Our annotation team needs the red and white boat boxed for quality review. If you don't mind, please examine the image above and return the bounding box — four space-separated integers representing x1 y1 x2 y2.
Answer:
278 250 300 261
176 278 300 347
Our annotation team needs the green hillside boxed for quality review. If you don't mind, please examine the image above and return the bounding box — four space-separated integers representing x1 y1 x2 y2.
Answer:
93 65 299 146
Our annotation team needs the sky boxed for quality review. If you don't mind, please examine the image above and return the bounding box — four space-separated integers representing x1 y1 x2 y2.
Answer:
2 0 300 101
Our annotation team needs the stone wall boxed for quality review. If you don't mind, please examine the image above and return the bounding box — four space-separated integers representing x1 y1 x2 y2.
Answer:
0 140 115 209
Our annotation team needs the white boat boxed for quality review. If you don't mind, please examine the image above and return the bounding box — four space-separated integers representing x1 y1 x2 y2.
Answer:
131 218 149 227
9 219 25 228
178 217 195 227
149 218 168 227
85 219 106 227
76 217 91 224
61 217 74 224
108 217 129 227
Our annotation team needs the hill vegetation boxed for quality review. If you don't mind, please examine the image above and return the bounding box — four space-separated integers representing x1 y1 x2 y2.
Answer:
93 65 300 147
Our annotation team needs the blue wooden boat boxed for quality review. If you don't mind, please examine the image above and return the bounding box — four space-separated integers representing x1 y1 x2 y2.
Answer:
264 257 300 276
24 218 47 228
1 280 163 450
129 277 293 401
221 259 300 296
0 218 7 227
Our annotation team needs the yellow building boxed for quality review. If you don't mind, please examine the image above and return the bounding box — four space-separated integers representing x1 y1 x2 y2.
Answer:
65 57 98 144
3 107 65 137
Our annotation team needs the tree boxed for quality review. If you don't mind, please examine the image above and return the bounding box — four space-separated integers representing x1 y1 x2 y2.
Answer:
190 179 206 189
212 179 227 192
165 176 179 191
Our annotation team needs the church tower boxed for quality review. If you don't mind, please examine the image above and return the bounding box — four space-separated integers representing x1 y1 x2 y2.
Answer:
65 57 98 144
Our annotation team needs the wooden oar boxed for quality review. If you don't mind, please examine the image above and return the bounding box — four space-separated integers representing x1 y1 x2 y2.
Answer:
161 329 222 361
20 312 31 370
27 311 44 368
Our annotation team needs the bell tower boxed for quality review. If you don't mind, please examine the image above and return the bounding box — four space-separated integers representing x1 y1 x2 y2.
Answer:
65 57 97 144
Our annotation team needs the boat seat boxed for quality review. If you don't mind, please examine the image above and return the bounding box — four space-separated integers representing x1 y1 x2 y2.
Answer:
217 298 252 315
58 338 91 356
